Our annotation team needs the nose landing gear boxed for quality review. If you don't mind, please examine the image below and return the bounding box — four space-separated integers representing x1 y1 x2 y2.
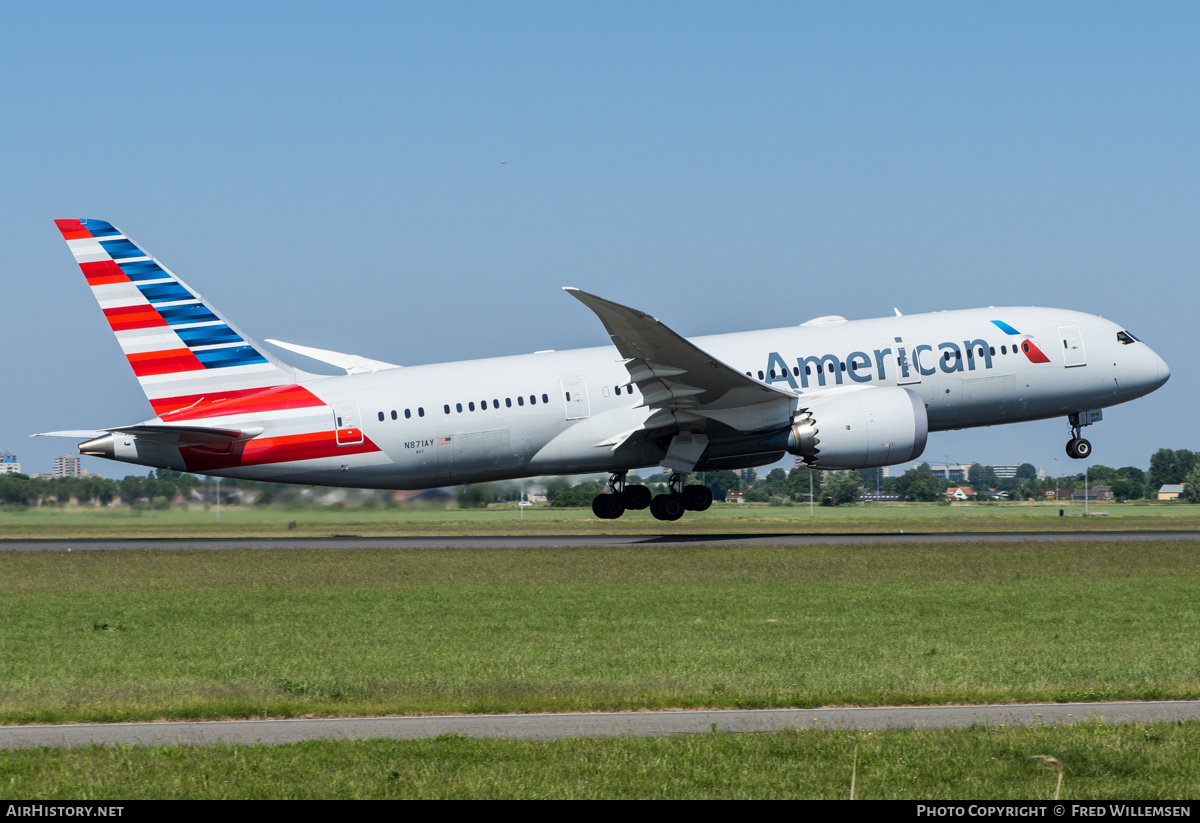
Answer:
1065 411 1097 459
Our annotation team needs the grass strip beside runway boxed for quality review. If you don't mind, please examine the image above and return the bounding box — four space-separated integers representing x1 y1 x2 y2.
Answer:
5 722 1200 799
2 501 1200 538
2 541 1198 723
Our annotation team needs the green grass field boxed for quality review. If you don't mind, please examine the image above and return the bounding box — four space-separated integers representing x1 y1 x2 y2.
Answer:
2 499 1198 538
3 541 1199 724
6 722 1199 799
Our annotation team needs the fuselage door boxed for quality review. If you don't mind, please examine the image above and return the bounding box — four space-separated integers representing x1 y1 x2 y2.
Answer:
1059 326 1087 367
892 340 922 385
561 377 590 420
333 402 364 445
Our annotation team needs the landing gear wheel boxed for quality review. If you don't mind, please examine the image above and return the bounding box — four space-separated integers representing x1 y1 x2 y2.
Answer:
1065 413 1095 460
591 494 626 519
1066 438 1092 459
682 484 713 512
650 493 685 522
621 484 652 510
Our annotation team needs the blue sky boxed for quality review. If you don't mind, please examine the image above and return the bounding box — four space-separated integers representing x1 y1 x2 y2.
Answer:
2 2 1196 479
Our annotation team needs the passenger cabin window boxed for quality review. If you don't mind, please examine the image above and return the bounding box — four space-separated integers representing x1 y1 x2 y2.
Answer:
757 370 764 380
404 409 411 419
542 393 548 403
529 395 536 405
456 403 463 413
506 398 512 407
518 396 524 406
392 410 398 420
444 405 450 415
418 408 425 417
469 402 475 411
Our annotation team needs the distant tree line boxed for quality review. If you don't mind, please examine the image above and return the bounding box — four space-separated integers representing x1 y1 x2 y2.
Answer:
3 446 1197 509
0 469 307 509
540 447 1200 508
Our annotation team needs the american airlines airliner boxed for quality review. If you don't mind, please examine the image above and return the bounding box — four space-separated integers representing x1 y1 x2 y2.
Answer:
39 219 1170 521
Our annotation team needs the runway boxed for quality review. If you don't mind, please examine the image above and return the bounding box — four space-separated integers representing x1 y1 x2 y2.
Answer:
3 701 1199 749
2 531 1200 551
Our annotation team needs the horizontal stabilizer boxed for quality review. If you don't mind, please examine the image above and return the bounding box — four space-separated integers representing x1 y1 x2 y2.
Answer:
264 339 401 374
31 430 108 439
105 424 264 444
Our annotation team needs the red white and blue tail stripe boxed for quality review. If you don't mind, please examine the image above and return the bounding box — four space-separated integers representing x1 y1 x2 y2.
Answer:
55 219 297 415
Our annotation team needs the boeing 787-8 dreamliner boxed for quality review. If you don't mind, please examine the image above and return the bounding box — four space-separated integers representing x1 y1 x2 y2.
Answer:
38 219 1170 521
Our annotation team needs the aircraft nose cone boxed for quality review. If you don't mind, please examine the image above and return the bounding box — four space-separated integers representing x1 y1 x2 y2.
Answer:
1155 351 1171 388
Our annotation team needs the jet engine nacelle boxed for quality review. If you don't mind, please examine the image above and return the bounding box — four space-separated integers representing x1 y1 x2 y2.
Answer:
760 387 928 469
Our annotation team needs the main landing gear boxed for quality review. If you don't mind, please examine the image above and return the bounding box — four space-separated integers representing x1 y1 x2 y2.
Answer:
591 472 651 520
591 472 713 520
1065 413 1093 460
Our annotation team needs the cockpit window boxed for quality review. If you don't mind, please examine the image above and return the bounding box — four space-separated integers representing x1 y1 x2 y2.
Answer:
1116 331 1139 345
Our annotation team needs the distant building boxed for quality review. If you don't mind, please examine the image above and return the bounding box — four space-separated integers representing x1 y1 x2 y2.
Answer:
0 452 20 475
1158 484 1185 501
857 492 904 503
52 455 82 479
725 489 747 504
1072 485 1113 502
929 464 972 481
992 465 1020 479
945 486 975 500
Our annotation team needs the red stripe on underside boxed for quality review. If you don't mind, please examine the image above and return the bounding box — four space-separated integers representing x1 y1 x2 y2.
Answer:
161 384 326 421
104 304 167 331
1021 340 1051 364
127 348 205 377
180 431 381 472
150 387 286 416
55 219 91 240
80 260 130 286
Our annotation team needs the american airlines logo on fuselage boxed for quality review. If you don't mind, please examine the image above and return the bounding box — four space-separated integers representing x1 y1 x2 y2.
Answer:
764 326 1050 390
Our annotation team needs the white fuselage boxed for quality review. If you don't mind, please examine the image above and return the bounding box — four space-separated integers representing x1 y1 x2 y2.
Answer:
128 306 1167 488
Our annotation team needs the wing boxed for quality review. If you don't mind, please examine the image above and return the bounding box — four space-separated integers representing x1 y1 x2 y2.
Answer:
564 288 798 441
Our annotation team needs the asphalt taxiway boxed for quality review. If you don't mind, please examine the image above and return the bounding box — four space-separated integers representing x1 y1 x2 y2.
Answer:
3 531 1200 551
3 701 1199 748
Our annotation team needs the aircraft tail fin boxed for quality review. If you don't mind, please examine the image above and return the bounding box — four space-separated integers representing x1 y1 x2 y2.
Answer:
55 219 298 416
